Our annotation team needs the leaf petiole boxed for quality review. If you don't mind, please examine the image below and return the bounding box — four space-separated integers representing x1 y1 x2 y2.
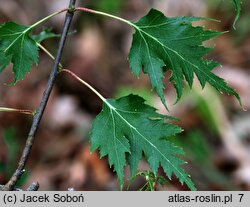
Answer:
75 7 134 27
36 42 63 69
29 8 68 31
0 107 34 115
60 69 107 102
37 43 55 61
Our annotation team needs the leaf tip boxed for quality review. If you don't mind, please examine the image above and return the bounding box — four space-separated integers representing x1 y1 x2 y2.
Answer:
232 0 242 29
7 80 17 87
173 95 181 105
162 101 169 112
221 30 230 35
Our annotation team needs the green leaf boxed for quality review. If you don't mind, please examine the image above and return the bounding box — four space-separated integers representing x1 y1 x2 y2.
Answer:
128 9 241 108
232 0 242 29
0 22 38 83
32 28 60 43
0 51 11 73
90 94 195 190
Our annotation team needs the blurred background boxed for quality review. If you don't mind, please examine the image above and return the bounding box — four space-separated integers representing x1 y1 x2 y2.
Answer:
0 0 250 190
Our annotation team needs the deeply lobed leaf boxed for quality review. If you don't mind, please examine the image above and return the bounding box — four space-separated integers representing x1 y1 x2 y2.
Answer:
90 94 195 190
128 9 241 109
0 22 38 83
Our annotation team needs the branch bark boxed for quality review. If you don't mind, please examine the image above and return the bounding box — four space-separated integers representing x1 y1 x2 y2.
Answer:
2 0 77 191
0 184 22 191
0 182 39 191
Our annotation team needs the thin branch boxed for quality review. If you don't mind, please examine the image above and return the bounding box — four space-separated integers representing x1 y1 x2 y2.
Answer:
26 182 40 191
0 182 39 191
0 184 22 191
2 0 77 191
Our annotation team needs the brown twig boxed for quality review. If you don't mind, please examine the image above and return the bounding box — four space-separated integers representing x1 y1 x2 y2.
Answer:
0 182 39 191
26 182 40 191
2 0 77 191
0 184 22 191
